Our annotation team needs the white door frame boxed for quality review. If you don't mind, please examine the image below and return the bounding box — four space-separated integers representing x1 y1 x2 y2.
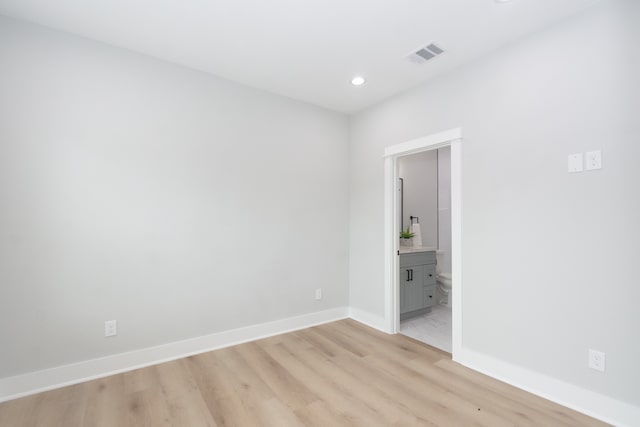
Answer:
383 127 463 359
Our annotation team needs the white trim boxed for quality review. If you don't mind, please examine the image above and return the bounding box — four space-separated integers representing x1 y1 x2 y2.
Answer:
383 128 463 350
384 128 462 158
348 307 387 332
0 307 348 403
456 348 639 427
450 140 463 357
383 155 398 333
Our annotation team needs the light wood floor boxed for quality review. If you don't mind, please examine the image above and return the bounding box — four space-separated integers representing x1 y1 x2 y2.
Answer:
0 319 608 426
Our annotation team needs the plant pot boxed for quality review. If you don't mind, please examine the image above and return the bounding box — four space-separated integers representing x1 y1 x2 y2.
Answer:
400 238 413 247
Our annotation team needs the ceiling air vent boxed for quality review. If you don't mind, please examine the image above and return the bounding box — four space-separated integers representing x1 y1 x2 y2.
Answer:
408 43 445 64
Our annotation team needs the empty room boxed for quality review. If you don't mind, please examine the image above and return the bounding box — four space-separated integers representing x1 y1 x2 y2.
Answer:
0 0 638 426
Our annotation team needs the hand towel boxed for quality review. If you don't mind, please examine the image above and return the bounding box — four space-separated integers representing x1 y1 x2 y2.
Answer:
411 223 422 247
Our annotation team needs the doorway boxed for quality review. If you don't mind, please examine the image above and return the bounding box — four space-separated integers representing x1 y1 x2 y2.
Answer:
397 147 452 351
383 128 462 359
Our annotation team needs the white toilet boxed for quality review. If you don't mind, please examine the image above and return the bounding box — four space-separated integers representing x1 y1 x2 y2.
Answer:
436 251 452 308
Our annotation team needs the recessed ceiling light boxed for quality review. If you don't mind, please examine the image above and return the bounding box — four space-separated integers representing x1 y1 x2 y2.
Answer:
494 0 514 3
351 76 366 86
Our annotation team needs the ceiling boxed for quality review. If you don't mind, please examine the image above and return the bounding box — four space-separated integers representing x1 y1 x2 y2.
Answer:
0 0 601 113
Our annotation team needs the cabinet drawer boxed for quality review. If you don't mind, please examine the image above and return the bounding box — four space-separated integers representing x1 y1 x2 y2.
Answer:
424 264 436 285
424 285 436 307
399 251 435 267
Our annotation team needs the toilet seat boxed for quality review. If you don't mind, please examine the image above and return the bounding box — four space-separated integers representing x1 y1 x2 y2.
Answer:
436 273 452 289
437 272 452 281
436 273 452 307
435 251 452 307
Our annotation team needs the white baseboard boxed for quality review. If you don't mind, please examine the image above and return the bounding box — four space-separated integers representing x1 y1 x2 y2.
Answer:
348 307 388 332
3 305 637 427
455 347 640 427
0 306 349 403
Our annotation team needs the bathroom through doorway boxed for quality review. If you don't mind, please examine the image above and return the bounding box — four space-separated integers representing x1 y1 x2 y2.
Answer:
397 147 452 353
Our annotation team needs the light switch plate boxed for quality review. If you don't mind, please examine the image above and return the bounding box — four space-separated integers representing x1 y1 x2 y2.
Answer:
585 150 602 170
568 153 583 173
104 320 117 337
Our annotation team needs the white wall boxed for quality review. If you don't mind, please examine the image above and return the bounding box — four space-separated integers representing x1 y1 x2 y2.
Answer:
398 150 437 246
0 16 349 378
349 0 640 409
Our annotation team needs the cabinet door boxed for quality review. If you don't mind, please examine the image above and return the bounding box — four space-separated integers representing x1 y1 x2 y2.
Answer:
403 266 424 313
424 264 436 285
424 285 436 308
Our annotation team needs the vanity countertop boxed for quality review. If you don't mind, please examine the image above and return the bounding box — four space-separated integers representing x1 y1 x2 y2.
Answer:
399 246 437 255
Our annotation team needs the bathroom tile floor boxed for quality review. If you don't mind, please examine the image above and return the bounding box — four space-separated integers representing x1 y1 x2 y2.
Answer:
400 305 452 353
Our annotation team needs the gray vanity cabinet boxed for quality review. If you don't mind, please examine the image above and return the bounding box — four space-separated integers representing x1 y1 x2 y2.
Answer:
400 251 436 320
400 265 424 313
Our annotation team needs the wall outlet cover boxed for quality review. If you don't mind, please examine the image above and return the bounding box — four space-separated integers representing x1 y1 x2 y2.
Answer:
568 153 583 173
315 288 322 300
588 349 605 372
585 150 602 170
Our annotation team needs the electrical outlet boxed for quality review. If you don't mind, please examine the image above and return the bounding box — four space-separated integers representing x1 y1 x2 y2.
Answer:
104 320 117 337
315 288 322 300
588 349 605 372
585 150 602 171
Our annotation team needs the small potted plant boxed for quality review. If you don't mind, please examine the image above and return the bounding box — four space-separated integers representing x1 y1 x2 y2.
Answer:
399 226 415 247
